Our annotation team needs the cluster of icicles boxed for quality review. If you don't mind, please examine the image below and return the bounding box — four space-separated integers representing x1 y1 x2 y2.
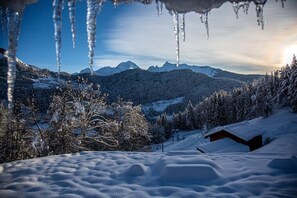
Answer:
0 0 287 118
167 0 268 66
51 0 276 73
53 0 103 75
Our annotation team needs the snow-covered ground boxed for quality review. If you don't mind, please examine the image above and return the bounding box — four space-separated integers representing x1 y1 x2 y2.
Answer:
152 130 208 152
0 108 297 197
32 77 65 89
142 97 184 113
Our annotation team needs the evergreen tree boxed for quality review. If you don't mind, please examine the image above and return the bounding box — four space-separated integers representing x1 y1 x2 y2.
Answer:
288 57 297 112
186 100 195 130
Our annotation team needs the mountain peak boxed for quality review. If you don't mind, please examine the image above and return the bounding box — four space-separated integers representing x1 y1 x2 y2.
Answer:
163 61 176 67
116 61 139 71
78 61 140 76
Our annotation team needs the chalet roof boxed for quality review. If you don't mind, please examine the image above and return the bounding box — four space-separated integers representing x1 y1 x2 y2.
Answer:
204 119 262 142
197 138 250 153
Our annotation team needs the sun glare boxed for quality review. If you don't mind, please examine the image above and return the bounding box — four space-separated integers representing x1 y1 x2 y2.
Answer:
283 45 297 65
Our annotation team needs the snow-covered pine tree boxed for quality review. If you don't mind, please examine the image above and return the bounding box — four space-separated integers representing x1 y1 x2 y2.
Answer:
186 100 195 130
288 55 297 112
254 74 273 117
278 64 290 105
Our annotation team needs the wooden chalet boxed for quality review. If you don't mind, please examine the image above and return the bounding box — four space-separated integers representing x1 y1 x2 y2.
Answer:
204 122 263 151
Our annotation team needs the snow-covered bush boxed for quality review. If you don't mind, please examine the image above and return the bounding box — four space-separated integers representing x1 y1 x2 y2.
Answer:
47 81 118 154
110 100 151 151
0 100 43 163
46 80 150 153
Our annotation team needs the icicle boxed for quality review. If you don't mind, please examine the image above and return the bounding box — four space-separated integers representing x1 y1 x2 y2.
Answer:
156 0 163 17
180 14 185 42
0 8 8 35
276 0 286 8
87 0 103 75
281 0 286 8
7 9 23 119
53 0 64 75
232 2 240 19
0 8 4 33
155 0 163 16
232 1 250 19
171 11 180 66
244 1 250 15
156 0 160 17
68 0 76 48
255 2 265 30
200 12 209 39
114 0 118 8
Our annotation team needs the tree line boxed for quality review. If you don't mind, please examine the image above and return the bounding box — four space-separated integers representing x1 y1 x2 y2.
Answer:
153 56 297 140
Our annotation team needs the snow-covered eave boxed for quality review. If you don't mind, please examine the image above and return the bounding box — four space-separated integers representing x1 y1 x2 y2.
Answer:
0 0 38 12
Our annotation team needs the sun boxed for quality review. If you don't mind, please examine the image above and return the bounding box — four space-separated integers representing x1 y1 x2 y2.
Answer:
283 44 297 65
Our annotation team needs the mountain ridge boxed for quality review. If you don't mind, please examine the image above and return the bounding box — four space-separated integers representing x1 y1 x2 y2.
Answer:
80 61 139 76
79 61 262 82
0 57 262 114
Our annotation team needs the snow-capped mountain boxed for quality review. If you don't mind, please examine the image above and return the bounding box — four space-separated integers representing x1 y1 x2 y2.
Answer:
79 61 262 83
148 61 218 77
0 56 261 114
80 61 139 76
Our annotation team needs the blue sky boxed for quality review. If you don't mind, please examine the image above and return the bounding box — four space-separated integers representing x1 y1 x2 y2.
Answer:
1 0 297 74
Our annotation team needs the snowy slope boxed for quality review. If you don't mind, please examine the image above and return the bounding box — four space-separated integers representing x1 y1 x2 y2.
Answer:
142 97 185 113
154 108 297 153
152 130 208 152
32 77 65 89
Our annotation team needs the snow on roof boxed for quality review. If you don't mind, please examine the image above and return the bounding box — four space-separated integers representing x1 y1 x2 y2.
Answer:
204 108 297 142
253 134 297 154
204 120 262 141
197 138 250 153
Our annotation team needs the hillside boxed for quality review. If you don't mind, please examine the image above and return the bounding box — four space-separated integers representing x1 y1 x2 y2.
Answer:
0 58 69 112
77 69 245 112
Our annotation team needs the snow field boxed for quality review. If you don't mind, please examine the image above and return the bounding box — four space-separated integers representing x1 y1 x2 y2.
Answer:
1 149 297 197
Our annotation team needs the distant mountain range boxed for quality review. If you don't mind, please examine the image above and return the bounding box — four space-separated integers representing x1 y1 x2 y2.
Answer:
0 57 263 114
79 61 139 76
78 61 262 82
147 61 217 77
